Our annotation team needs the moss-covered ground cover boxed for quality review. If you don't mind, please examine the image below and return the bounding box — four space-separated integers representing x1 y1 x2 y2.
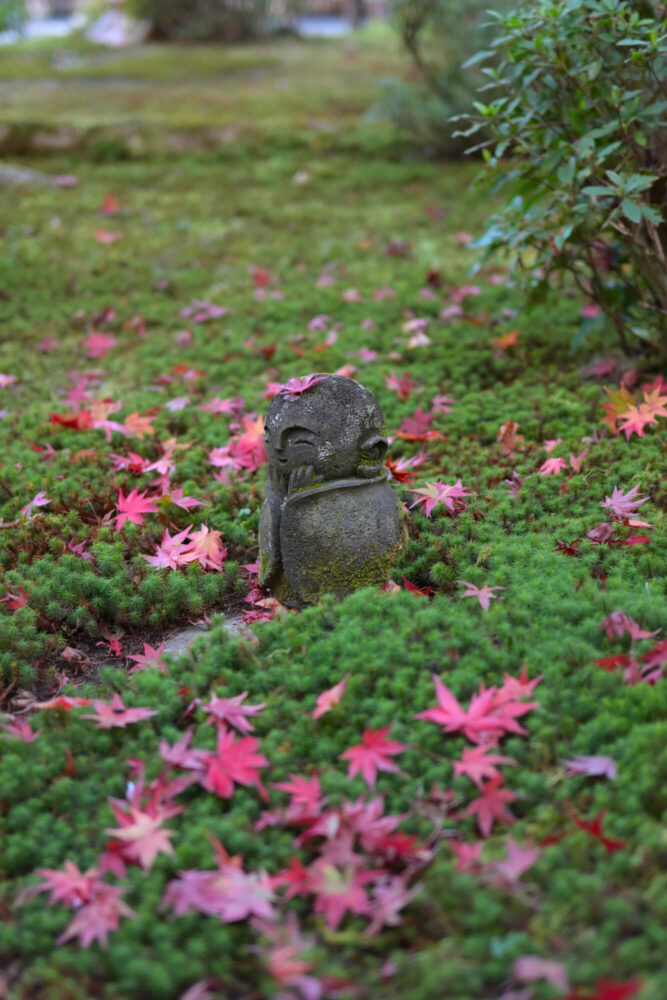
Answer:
1 31 666 1000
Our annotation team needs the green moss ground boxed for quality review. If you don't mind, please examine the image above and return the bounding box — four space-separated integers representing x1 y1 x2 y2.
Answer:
0 31 666 1000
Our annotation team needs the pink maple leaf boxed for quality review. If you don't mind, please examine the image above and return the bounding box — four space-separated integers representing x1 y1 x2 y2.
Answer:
143 525 192 570
279 373 327 395
159 729 208 772
312 673 350 720
115 488 159 529
21 491 52 517
449 840 484 873
600 611 656 641
105 807 176 870
201 728 269 800
453 746 516 789
181 525 227 571
128 642 167 675
162 488 208 511
163 845 275 923
563 755 617 780
94 229 123 245
465 777 517 837
601 484 648 520
340 726 406 788
483 836 540 889
457 580 505 611
513 955 569 992
202 692 266 734
539 457 568 475
365 875 419 937
81 693 158 729
407 479 470 517
82 332 116 359
2 717 40 742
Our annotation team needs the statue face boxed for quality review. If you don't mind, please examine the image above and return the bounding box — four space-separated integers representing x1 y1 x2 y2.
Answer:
265 415 360 480
264 374 389 486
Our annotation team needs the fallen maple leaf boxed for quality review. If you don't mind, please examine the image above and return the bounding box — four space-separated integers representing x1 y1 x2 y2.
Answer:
115 488 159 529
407 479 470 517
340 726 406 788
513 955 569 992
105 807 176 870
83 332 116 360
94 229 123 245
562 978 642 1000
20 491 52 518
454 746 516 789
485 837 540 890
563 755 617 779
202 692 266 733
465 776 517 837
599 611 656 641
201 728 269 800
1 717 40 742
123 411 156 439
82 693 158 729
458 580 505 611
128 642 167 675
539 457 567 476
489 329 519 351
312 674 350 720
570 809 628 853
309 861 374 929
601 484 648 520
384 371 418 400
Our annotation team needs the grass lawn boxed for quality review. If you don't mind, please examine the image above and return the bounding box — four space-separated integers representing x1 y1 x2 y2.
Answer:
0 30 665 1000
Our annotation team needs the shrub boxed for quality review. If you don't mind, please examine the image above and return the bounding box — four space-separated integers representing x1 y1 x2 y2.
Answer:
130 0 273 42
0 0 26 34
460 0 667 352
371 0 513 155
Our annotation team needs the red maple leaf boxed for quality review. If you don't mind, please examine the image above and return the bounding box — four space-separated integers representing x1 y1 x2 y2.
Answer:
202 692 266 733
115 488 159 529
340 726 406 788
415 675 516 744
81 693 158 729
465 776 517 837
384 371 418 400
570 809 628 853
201 729 269 800
51 409 94 431
563 978 642 1000
35 694 94 711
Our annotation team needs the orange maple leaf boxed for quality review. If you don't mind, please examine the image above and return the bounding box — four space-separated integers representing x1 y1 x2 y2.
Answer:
489 330 519 351
123 412 156 439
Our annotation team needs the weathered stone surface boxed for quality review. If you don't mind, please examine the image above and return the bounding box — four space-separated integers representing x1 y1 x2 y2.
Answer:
259 374 405 607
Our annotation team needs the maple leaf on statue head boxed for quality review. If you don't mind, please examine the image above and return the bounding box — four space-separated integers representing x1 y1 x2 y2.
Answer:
279 373 327 395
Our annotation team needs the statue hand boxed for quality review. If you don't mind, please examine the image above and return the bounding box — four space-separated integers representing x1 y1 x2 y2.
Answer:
288 465 318 496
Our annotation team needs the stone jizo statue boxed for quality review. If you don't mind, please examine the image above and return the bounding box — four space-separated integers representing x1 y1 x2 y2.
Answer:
259 374 405 607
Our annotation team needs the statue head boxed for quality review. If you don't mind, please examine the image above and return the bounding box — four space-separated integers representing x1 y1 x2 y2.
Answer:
264 374 388 485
